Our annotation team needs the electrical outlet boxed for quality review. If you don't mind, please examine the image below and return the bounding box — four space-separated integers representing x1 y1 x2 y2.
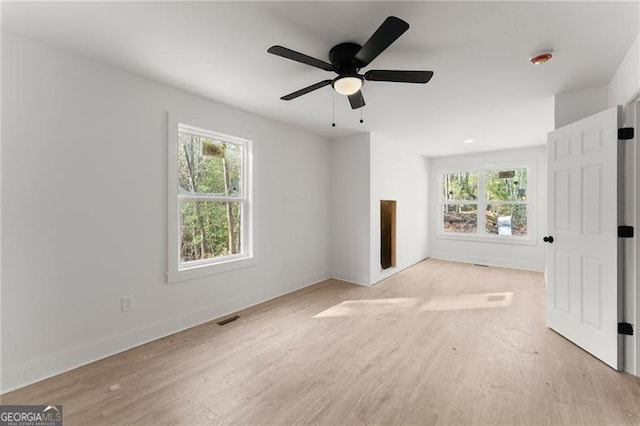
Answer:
121 295 134 312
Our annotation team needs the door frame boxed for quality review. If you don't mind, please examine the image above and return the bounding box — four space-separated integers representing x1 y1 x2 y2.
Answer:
623 91 640 376
636 94 640 377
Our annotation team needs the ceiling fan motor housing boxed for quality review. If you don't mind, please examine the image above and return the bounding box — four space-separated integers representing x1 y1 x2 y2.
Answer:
329 42 363 74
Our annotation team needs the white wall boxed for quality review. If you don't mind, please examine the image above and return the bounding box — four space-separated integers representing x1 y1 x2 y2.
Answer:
428 146 547 271
609 34 640 107
555 86 608 129
330 133 371 285
329 133 431 286
369 134 429 284
1 34 332 392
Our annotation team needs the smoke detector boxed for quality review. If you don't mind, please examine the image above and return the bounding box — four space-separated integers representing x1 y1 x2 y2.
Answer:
529 52 553 65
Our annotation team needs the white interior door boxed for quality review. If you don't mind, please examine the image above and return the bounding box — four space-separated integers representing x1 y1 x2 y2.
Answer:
546 106 621 369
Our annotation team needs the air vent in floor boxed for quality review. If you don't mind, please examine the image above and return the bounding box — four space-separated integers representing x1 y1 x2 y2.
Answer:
217 315 240 326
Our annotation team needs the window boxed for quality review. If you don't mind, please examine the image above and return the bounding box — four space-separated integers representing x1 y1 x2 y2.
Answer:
484 169 528 236
439 166 531 240
168 115 252 283
442 172 479 233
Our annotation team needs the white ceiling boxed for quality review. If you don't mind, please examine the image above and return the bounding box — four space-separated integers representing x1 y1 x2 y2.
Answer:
2 1 638 156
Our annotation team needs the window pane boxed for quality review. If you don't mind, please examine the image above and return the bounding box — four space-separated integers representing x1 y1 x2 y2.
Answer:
180 200 242 264
178 131 242 196
443 204 477 233
486 168 527 201
486 204 527 236
442 172 478 201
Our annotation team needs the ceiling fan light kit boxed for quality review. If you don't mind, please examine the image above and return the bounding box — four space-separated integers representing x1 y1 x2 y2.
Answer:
332 76 363 96
267 16 434 114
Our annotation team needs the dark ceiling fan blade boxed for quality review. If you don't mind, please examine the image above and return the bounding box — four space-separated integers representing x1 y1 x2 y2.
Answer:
281 80 333 100
354 16 409 67
348 91 366 109
268 45 334 71
364 70 434 83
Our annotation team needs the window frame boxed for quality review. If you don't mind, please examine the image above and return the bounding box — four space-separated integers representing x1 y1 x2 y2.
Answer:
441 171 480 234
167 113 254 283
436 161 535 246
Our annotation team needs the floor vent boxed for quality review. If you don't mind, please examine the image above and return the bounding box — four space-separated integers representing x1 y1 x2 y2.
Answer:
217 315 240 326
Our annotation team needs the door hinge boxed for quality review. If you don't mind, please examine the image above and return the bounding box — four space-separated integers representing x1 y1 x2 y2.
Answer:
618 225 634 238
618 127 634 140
618 322 634 336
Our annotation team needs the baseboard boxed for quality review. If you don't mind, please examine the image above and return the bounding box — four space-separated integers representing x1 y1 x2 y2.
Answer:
370 256 430 285
329 272 370 287
429 253 544 272
1 273 330 394
330 256 431 287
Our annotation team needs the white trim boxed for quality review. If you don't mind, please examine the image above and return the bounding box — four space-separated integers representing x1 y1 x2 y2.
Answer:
635 94 640 377
436 160 536 243
430 255 544 273
167 112 254 284
178 123 249 147
435 232 537 246
0 275 331 394
634 94 640 377
478 170 487 234
179 194 243 202
624 92 640 376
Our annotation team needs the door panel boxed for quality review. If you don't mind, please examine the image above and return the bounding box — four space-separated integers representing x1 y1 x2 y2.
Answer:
582 165 602 234
554 170 571 231
581 128 603 154
554 252 571 313
547 106 620 369
554 137 572 160
581 257 602 329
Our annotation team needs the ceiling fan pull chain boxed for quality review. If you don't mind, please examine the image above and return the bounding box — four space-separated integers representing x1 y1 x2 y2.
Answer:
331 92 336 128
360 108 364 124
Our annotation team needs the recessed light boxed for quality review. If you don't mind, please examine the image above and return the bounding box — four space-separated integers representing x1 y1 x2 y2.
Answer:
529 52 553 65
463 139 475 144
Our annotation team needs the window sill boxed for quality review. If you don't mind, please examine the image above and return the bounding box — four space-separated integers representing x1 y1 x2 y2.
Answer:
435 232 537 246
167 255 256 284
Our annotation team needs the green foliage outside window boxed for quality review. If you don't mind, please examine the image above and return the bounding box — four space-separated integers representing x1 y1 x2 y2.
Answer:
485 169 527 201
442 168 528 236
442 172 478 201
484 168 527 235
178 132 243 263
442 172 478 233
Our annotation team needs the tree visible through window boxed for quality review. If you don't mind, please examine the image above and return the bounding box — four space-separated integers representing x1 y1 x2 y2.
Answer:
442 172 478 233
177 125 247 266
440 167 529 237
484 169 527 236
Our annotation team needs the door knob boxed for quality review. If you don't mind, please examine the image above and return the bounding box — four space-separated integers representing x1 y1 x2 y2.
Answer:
543 236 554 243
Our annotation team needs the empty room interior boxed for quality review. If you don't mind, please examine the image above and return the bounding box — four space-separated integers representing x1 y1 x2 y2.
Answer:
3 1 640 424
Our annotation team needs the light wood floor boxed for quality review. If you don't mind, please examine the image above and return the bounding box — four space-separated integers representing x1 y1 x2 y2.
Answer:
3 259 640 425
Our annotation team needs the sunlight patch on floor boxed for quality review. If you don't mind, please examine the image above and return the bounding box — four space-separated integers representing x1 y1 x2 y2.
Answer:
420 292 513 311
313 292 514 318
312 298 419 318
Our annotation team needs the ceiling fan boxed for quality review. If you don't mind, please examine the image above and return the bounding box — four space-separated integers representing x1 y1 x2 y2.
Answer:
267 16 433 110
